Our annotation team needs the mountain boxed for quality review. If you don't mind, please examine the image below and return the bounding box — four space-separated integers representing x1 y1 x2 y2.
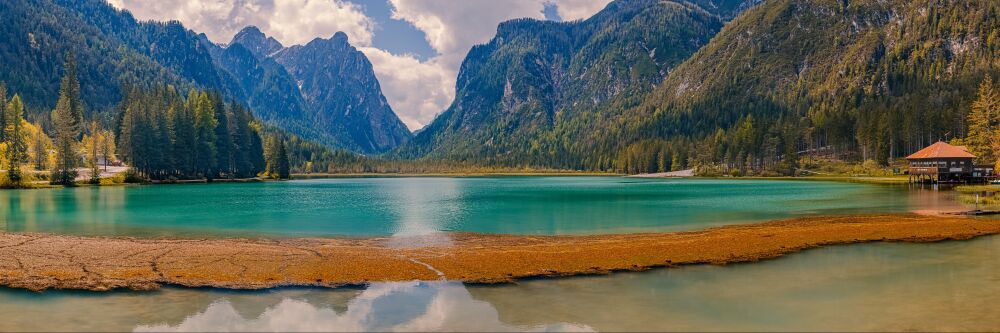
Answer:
0 0 409 154
0 0 225 116
229 26 283 59
685 0 763 20
397 0 999 174
394 0 731 167
205 27 412 153
197 29 321 147
272 32 412 154
615 0 1000 172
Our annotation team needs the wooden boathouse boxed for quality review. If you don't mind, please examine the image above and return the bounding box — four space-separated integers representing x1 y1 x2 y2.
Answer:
906 141 995 183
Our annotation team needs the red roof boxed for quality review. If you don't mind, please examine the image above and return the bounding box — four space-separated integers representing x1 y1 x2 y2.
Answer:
905 141 976 159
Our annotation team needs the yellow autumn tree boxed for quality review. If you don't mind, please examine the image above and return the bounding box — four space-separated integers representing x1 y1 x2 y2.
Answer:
81 122 116 183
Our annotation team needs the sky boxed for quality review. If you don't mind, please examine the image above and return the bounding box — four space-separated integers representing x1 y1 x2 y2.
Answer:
104 0 613 131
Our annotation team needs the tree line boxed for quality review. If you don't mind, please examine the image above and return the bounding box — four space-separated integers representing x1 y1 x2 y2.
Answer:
113 86 267 180
1 54 294 188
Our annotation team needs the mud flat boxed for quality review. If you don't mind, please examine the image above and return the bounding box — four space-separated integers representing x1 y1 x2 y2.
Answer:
1 214 997 292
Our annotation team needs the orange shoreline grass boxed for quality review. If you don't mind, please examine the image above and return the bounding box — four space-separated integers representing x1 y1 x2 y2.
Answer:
0 214 997 292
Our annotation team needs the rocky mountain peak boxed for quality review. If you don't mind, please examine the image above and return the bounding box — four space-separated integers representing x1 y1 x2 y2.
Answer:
231 26 284 58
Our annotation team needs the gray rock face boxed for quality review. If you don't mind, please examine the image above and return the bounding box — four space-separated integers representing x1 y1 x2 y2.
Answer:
273 32 411 153
230 26 284 58
212 28 412 153
394 0 730 165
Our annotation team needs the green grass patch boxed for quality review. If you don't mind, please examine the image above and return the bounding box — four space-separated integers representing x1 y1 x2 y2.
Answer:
954 185 1000 193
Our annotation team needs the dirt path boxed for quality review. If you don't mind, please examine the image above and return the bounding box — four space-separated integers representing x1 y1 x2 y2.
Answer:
0 214 997 291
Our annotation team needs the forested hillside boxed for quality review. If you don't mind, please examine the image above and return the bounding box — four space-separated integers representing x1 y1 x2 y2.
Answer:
0 0 209 116
394 0 999 176
615 0 1000 175
394 0 729 167
0 54 285 188
8 0 996 177
0 0 410 155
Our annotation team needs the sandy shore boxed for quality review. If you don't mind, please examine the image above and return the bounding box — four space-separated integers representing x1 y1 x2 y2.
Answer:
1 214 998 292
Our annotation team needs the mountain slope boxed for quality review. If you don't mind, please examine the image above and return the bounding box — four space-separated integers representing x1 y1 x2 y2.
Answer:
197 31 322 145
210 28 412 153
273 33 411 153
618 0 1000 170
0 0 212 114
0 0 409 154
394 0 728 167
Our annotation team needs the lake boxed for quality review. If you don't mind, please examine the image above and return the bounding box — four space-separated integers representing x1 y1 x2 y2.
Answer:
0 177 966 237
0 177 994 331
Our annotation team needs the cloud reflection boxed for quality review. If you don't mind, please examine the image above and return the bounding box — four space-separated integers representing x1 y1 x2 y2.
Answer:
133 281 591 332
137 179 588 332
385 178 462 248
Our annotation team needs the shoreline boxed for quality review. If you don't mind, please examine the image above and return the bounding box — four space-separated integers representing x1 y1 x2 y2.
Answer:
290 171 618 178
1 214 998 292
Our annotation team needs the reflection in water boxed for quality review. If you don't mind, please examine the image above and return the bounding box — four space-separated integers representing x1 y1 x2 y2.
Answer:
470 235 1000 332
0 236 994 331
905 185 969 214
0 180 996 331
0 178 970 238
135 180 592 331
135 180 589 332
134 282 590 332
383 178 462 248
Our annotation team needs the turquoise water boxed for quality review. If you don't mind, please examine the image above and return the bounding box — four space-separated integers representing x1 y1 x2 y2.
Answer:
0 177 992 331
2 236 997 331
0 177 964 237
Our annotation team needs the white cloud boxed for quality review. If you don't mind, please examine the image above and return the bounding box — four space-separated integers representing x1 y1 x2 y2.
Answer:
360 48 454 131
108 0 374 46
378 0 611 130
107 0 613 131
134 281 592 332
388 0 544 62
553 0 613 21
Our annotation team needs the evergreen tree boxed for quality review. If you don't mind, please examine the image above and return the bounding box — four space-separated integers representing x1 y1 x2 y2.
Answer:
50 55 84 186
51 93 79 185
5 95 29 186
264 136 278 177
0 83 7 144
968 76 998 164
276 139 290 179
211 94 233 177
265 135 291 179
193 92 217 178
114 86 264 180
61 53 84 136
172 90 197 176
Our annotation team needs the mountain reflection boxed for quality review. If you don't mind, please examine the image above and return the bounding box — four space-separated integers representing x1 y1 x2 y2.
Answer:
133 281 591 332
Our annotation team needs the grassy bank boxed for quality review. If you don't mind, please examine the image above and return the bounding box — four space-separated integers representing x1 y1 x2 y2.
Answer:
292 171 618 179
736 175 911 185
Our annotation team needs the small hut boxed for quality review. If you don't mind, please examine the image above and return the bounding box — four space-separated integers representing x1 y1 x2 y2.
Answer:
906 141 994 183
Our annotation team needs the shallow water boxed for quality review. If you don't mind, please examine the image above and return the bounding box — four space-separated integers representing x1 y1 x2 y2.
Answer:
2 236 997 331
0 177 968 237
0 177 991 331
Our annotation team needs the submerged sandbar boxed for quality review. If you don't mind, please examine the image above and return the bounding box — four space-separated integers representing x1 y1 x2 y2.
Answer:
0 214 997 291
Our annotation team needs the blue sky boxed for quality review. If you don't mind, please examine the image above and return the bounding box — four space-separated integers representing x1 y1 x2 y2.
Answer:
349 0 436 60
107 0 611 130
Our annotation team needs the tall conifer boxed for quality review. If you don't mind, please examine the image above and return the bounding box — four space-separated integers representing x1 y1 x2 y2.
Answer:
0 83 7 144
193 93 217 178
5 95 28 186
